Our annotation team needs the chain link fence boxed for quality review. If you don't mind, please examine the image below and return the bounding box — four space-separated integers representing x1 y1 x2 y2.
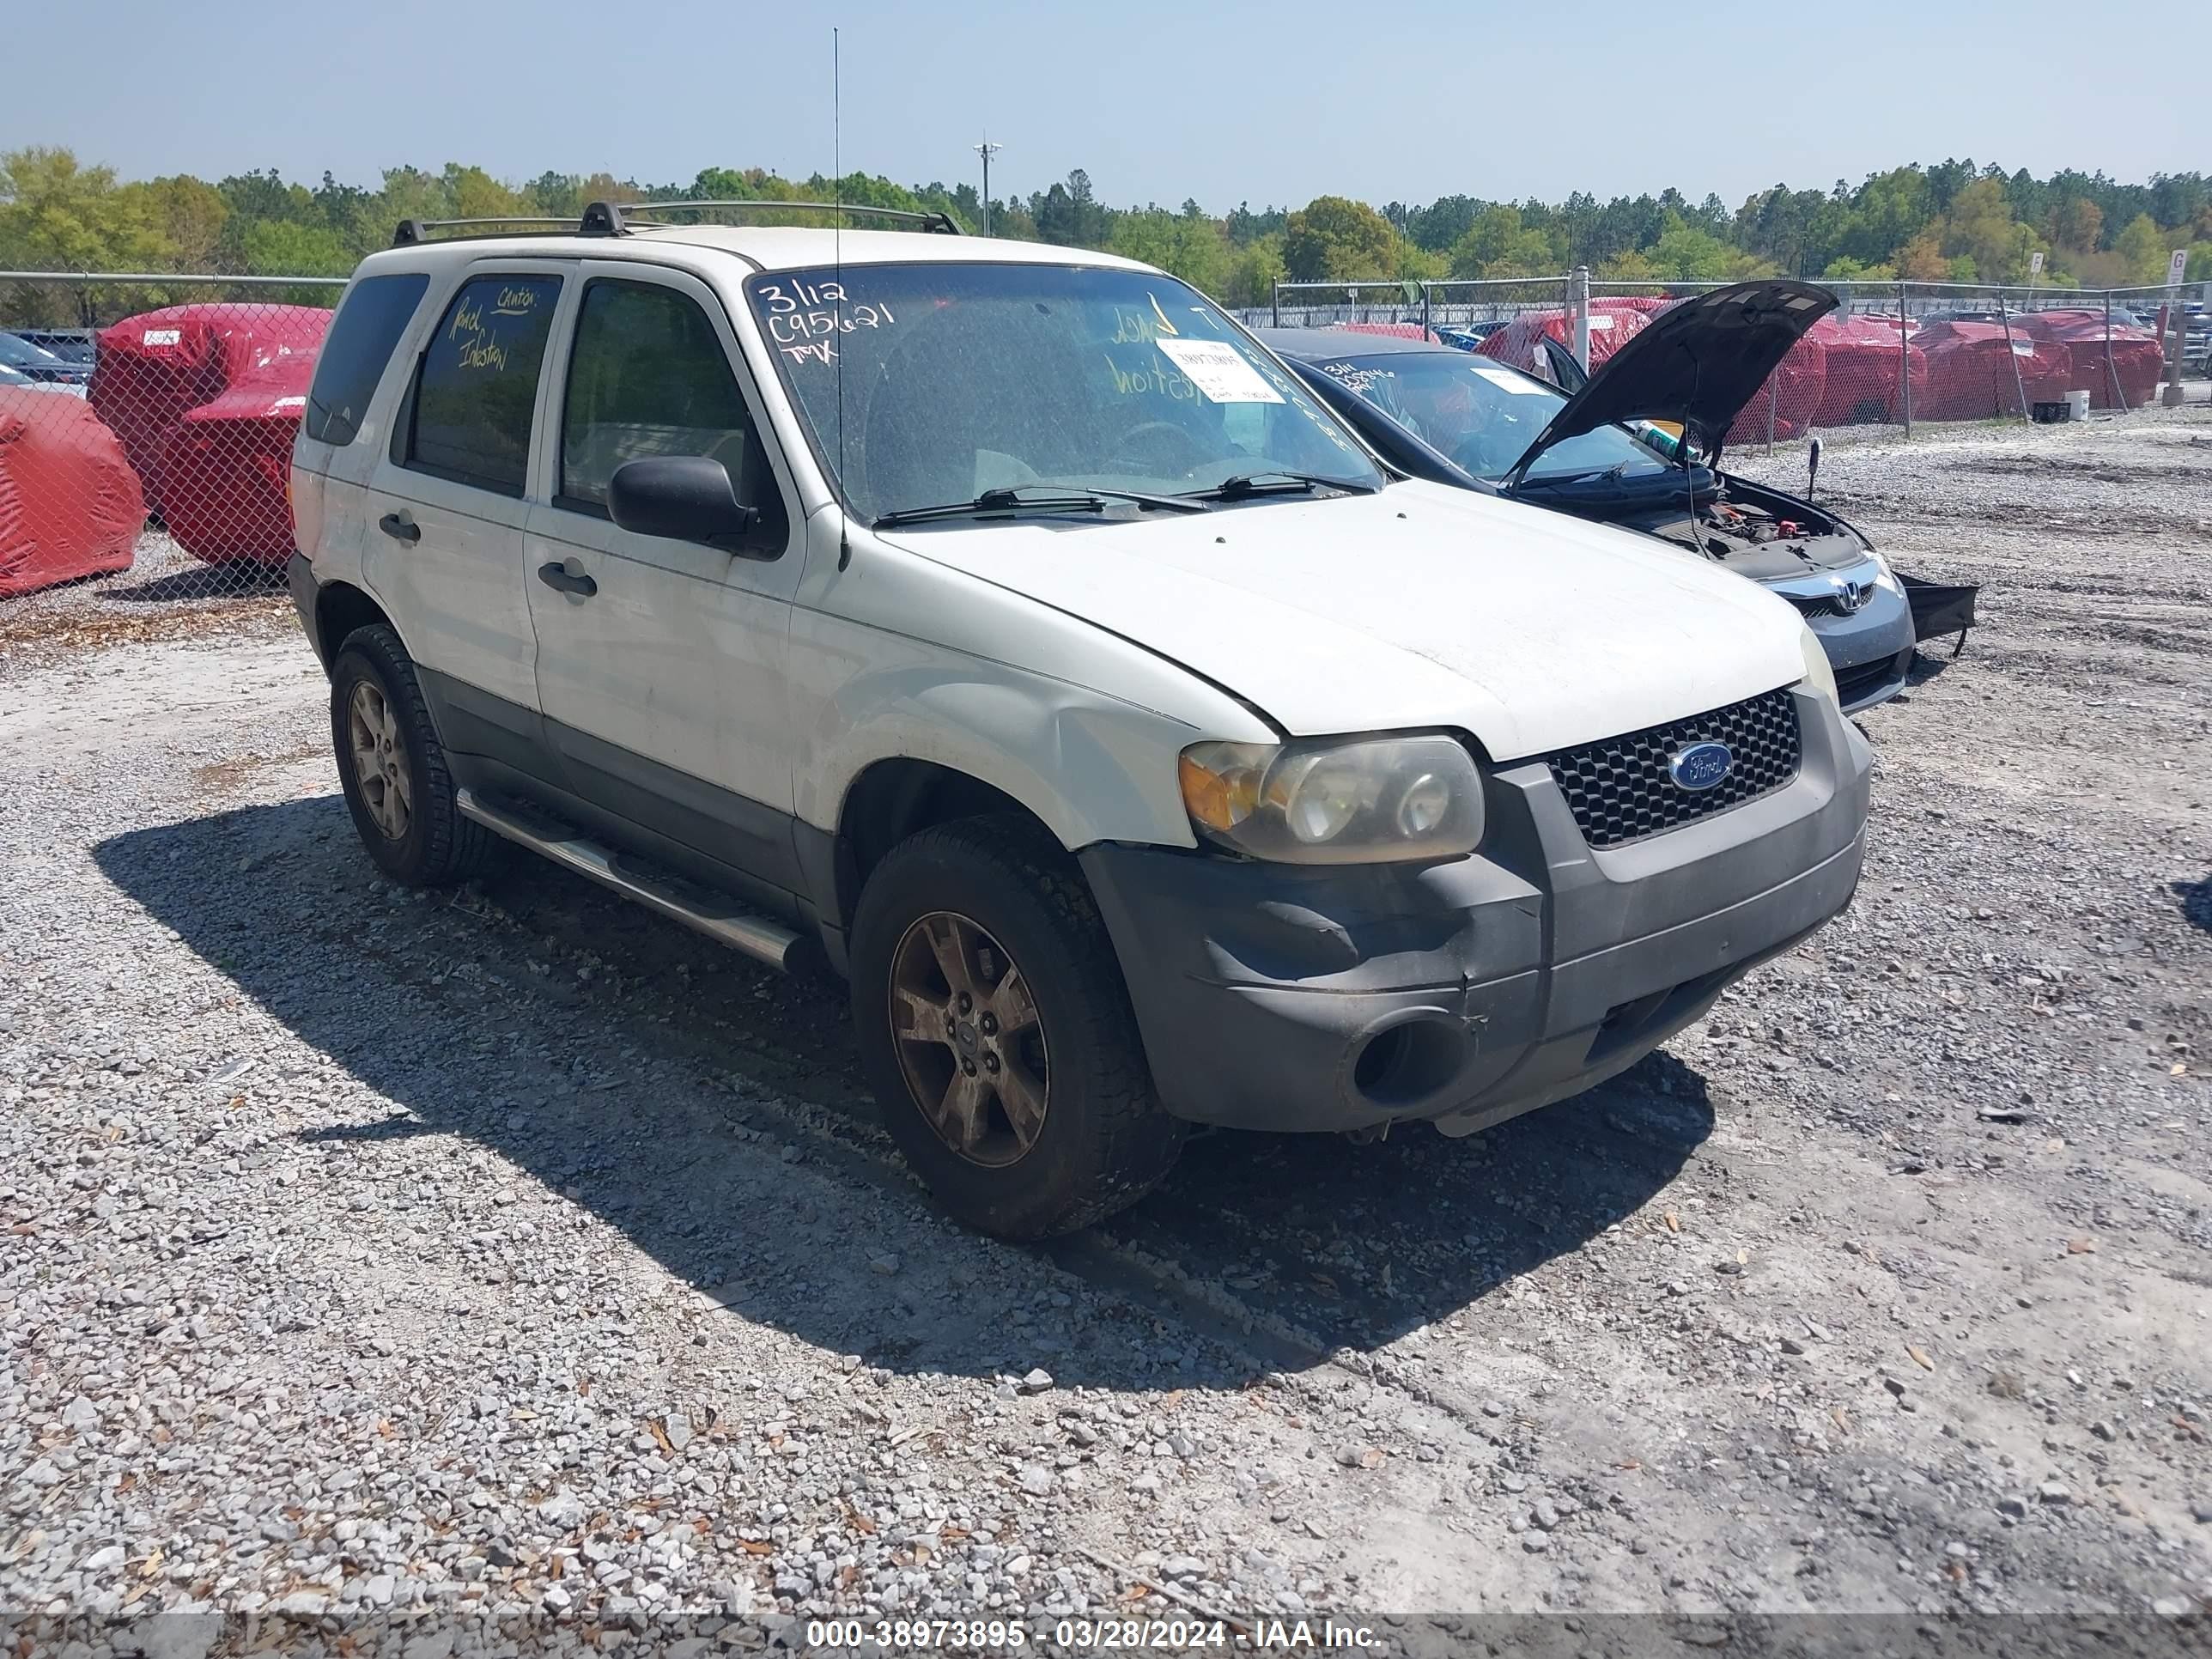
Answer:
0 264 2206 613
1 271 343 611
1246 274 2209 449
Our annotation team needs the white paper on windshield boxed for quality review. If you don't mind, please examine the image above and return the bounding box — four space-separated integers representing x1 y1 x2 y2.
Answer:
1468 365 1552 396
1587 315 1615 331
1153 337 1285 404
142 328 181 347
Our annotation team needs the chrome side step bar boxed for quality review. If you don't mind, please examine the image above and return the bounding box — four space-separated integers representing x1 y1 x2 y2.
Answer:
455 787 801 971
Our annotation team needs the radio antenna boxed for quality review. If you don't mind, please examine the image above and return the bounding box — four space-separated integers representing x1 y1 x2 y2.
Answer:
833 25 851 570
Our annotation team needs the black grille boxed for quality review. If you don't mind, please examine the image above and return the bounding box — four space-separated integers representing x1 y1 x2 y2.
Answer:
1834 651 1905 706
1782 592 1847 620
1545 687 1802 848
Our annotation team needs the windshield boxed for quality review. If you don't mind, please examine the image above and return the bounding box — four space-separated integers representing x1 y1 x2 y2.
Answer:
1313 352 1672 483
0 335 62 369
748 263 1381 522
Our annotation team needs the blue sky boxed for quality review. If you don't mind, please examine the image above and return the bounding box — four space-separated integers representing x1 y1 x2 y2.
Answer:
10 0 2199 210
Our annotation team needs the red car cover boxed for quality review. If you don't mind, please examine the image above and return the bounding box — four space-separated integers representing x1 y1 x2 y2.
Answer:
0 390 143 598
158 355 314 566
2005 310 2163 409
1808 314 1929 427
1912 321 2070 419
1480 299 1825 445
89 304 330 514
1478 305 1654 378
1333 321 1430 341
1726 333 1826 447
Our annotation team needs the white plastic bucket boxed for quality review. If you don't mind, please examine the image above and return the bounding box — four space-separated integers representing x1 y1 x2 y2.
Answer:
2067 389 2091 421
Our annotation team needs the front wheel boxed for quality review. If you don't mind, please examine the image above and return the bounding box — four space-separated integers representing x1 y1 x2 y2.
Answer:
849 817 1184 1239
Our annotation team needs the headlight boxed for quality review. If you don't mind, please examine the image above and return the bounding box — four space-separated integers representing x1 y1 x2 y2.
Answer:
1178 734 1485 864
1869 552 1903 596
1796 624 1838 707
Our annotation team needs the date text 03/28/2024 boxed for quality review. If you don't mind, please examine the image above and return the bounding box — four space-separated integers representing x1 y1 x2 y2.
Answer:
804 1616 1382 1649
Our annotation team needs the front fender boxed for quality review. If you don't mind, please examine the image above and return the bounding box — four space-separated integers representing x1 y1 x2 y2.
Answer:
791 511 1274 848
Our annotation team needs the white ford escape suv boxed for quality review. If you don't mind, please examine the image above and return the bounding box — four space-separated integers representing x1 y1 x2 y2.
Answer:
289 201 1870 1239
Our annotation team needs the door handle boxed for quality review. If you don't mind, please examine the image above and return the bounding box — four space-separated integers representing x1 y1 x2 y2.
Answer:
378 512 420 544
537 560 598 599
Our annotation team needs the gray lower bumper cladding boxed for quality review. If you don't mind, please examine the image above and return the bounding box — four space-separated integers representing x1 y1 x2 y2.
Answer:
1083 691 1871 1136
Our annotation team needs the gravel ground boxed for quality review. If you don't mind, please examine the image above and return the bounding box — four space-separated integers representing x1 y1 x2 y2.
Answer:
0 529 290 676
2 409 2209 1646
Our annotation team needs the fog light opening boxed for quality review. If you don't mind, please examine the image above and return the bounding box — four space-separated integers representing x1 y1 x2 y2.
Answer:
1351 1014 1463 1107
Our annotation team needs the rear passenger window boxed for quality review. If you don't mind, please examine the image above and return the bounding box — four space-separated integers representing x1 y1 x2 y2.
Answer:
305 272 428 446
402 274 562 495
559 281 752 510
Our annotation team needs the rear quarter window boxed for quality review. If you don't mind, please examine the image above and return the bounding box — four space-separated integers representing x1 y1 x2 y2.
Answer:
304 272 430 446
401 274 562 495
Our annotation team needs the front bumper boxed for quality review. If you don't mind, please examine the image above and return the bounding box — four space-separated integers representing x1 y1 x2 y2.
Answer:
1082 688 1870 1136
1797 582 1915 713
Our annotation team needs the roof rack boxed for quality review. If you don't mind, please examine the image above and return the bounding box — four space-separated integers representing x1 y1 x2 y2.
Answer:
391 198 966 250
611 200 964 235
390 216 583 247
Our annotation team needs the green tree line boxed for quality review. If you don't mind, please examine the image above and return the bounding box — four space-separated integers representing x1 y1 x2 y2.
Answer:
4 148 2208 317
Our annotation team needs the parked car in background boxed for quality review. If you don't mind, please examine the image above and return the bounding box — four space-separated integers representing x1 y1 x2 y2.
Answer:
9 328 98 365
288 206 1870 1237
1262 282 1930 712
0 331 94 389
0 358 87 398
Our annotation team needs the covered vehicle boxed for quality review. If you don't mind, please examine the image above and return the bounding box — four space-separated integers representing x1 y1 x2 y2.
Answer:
1911 319 2069 419
1264 281 1953 713
0 384 143 598
160 353 315 566
1808 313 1929 427
90 303 331 514
2004 308 2163 409
1477 302 1654 379
1480 298 1825 445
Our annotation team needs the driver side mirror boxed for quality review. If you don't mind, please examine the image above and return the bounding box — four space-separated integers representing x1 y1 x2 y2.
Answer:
609 456 763 553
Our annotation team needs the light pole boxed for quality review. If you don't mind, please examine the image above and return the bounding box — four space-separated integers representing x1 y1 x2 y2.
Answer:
973 135 1002 235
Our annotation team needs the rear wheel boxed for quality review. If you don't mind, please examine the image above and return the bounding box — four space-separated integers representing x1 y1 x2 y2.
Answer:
850 817 1183 1239
330 625 495 887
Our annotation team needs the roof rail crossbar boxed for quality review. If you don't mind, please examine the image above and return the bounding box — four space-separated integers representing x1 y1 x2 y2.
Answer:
391 216 580 247
613 199 964 235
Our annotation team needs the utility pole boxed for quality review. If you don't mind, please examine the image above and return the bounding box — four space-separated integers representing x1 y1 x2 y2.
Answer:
973 135 1002 236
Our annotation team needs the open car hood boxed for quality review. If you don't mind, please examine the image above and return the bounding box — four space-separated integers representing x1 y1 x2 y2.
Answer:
1504 280 1838 483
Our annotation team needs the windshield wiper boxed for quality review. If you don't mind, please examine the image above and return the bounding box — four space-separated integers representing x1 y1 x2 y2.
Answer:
1181 471 1379 502
872 483 1208 529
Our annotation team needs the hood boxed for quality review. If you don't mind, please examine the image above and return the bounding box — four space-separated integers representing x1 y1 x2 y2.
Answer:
874 483 1808 763
1505 280 1838 483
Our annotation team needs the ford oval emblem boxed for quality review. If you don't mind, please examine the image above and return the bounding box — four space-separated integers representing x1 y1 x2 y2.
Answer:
1668 741 1734 792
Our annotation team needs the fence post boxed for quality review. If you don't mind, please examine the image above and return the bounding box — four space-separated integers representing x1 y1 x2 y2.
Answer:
1421 282 1432 343
1996 290 2030 419
1570 266 1591 373
1897 281 1911 439
1270 282 1279 330
2105 290 2127 413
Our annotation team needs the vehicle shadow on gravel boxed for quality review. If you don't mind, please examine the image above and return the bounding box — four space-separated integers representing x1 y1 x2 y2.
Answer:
104 565 284 604
2177 877 2212 933
95 796 1712 1388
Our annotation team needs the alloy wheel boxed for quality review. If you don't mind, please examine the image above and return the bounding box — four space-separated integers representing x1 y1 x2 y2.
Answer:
346 680 413 842
887 910 1049 1167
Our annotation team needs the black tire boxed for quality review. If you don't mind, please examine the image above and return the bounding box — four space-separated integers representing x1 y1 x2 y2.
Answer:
850 816 1183 1239
329 624 495 887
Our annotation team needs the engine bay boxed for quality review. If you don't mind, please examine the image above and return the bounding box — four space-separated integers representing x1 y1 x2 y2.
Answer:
1557 472 1871 582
